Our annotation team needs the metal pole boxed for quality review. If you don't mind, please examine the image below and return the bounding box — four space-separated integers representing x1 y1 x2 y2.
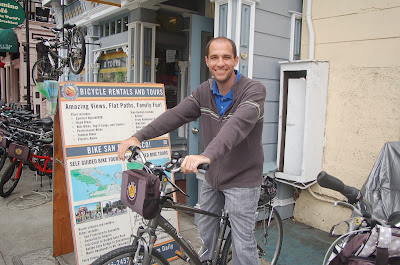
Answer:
25 0 31 111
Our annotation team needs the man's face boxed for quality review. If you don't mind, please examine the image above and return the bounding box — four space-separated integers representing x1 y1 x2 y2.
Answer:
205 40 239 85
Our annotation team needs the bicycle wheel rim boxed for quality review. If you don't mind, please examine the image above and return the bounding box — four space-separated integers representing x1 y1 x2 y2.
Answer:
0 160 22 197
32 58 59 85
68 29 86 74
220 207 283 265
255 208 283 265
91 245 169 265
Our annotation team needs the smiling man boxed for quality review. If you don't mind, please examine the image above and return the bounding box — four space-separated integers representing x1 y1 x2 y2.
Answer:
118 37 266 265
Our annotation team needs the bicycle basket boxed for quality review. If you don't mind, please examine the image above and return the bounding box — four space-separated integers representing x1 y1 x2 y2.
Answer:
259 175 277 205
121 169 160 219
8 142 30 161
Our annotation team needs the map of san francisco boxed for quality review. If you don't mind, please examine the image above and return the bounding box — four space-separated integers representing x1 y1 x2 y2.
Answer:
70 164 123 202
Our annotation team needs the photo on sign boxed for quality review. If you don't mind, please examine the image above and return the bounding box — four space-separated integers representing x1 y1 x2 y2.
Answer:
75 202 103 224
101 198 127 219
70 163 123 203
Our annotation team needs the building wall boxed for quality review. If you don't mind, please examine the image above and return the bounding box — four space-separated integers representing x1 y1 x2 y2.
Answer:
253 0 303 172
294 0 400 231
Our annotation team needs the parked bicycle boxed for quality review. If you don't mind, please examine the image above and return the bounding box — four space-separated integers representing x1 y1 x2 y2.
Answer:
92 147 283 265
32 23 86 85
0 121 53 197
317 171 400 265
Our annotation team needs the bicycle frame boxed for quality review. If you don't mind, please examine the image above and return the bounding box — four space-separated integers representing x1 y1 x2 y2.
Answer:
12 150 53 179
134 199 227 265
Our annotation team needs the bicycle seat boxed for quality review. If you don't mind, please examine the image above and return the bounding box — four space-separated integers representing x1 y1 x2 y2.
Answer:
32 117 53 127
63 23 76 29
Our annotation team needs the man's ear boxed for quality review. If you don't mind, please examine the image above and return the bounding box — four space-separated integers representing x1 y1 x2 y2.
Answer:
234 56 239 67
205 56 210 67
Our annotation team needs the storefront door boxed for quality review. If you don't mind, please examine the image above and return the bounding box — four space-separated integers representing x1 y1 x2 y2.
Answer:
186 14 214 206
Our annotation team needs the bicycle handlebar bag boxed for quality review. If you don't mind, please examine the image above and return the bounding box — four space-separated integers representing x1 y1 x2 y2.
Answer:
121 169 160 219
7 142 30 161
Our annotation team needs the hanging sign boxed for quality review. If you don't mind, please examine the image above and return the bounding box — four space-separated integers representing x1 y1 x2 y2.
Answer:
58 82 180 265
85 0 121 7
0 0 25 29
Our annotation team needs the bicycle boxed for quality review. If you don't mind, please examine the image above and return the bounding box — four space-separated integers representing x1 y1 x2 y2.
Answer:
317 171 400 265
31 23 86 85
0 128 53 197
92 146 283 265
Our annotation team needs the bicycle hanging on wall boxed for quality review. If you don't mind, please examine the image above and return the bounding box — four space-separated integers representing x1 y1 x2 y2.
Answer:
31 23 86 85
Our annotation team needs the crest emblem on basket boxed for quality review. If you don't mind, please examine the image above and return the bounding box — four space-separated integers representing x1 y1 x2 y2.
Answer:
15 148 23 156
127 181 137 201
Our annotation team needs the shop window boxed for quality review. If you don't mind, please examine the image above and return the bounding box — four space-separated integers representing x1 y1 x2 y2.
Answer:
99 15 128 38
117 19 122 33
110 21 115 35
123 16 128 32
105 23 109 36
99 50 127 82
100 24 104 38
156 12 182 32
156 48 179 109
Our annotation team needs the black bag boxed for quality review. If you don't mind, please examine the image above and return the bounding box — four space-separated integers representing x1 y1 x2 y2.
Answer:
121 169 160 219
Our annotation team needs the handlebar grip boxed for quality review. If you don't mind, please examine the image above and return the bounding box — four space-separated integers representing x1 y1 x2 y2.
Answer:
198 164 209 171
317 171 361 204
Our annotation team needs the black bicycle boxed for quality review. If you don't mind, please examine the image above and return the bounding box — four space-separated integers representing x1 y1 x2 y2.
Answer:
32 23 86 85
92 147 283 265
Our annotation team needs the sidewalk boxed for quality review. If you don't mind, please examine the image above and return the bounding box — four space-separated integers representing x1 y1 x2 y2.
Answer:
0 164 334 265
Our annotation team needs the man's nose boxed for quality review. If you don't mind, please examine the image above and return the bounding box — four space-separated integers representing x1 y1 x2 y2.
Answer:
216 57 224 66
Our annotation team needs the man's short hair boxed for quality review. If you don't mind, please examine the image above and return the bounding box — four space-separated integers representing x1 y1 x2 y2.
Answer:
206 37 237 58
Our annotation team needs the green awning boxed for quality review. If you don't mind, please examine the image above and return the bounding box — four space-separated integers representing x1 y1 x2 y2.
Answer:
0 29 19 53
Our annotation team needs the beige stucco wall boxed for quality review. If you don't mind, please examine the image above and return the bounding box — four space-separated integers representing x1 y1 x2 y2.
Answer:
294 0 400 232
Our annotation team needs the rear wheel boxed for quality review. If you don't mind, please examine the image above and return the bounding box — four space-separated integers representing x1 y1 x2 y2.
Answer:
91 245 169 265
32 58 59 85
221 206 283 265
68 28 86 74
0 160 23 197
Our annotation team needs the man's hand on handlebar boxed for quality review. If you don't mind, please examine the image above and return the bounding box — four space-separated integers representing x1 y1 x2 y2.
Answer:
181 155 211 174
118 136 141 160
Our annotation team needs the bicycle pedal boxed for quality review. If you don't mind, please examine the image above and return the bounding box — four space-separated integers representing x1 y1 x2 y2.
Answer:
175 250 189 262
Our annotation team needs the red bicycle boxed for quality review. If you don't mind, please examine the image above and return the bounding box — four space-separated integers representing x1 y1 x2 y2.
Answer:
0 137 53 198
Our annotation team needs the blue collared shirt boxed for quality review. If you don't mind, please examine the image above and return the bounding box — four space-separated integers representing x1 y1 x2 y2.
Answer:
213 70 241 117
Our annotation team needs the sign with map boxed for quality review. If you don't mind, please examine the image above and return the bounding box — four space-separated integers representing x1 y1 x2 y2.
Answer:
58 82 179 265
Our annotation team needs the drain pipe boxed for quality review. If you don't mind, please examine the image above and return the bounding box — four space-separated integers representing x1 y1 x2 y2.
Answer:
306 0 315 60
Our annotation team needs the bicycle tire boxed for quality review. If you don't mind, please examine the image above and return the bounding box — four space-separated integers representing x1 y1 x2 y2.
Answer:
91 245 169 265
322 228 370 265
68 28 86 74
0 147 8 172
32 58 59 85
221 207 283 265
0 160 23 197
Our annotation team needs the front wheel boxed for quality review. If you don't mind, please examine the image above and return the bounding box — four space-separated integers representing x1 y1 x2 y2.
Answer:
68 28 86 74
91 245 169 265
0 160 23 197
221 206 283 265
32 58 59 85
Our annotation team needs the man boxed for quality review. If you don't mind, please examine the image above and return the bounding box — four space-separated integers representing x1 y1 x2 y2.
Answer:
118 37 266 264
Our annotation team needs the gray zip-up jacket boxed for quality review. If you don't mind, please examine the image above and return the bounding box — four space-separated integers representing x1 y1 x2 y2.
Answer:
134 75 266 190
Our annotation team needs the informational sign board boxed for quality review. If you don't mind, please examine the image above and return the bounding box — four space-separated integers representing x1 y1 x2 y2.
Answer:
0 0 25 29
58 82 180 265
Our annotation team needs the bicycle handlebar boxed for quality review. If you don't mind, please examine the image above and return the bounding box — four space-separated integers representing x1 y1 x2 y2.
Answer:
317 171 362 204
127 145 209 172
